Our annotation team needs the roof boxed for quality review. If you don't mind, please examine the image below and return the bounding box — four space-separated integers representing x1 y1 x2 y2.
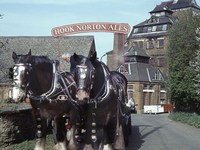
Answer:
150 0 200 13
129 0 199 39
128 15 176 39
134 15 176 28
124 46 150 58
117 46 164 83
0 36 95 83
124 62 164 83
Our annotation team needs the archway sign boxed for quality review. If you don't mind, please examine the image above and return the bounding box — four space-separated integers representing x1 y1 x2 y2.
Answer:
51 22 131 70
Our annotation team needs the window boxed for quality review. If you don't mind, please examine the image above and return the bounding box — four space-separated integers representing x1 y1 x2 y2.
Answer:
133 28 138 33
152 26 157 32
143 27 148 33
133 42 138 47
133 41 143 49
153 70 163 81
162 24 167 31
147 40 154 49
157 58 165 67
147 27 152 32
117 64 130 74
138 27 143 33
157 39 164 49
157 25 162 31
160 12 165 16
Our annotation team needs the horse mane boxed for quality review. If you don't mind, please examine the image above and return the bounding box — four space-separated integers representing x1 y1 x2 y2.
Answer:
30 55 53 73
31 55 53 65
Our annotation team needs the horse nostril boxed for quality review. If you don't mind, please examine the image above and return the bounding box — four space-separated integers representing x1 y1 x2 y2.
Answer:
83 97 88 101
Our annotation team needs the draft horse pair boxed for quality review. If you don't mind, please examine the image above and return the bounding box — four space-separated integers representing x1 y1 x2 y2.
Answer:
12 50 131 150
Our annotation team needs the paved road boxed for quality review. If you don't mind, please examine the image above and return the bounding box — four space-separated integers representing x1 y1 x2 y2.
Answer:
127 114 200 150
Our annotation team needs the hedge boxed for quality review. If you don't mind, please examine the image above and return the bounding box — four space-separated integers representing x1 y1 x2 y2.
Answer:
169 112 200 128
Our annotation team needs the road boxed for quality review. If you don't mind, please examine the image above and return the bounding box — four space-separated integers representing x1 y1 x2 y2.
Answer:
127 114 200 150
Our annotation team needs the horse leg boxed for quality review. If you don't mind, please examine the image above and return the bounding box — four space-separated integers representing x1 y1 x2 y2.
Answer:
53 116 67 150
67 124 77 150
83 119 94 150
34 113 47 150
101 125 114 150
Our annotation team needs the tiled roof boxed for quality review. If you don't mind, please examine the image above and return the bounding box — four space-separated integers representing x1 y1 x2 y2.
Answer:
125 62 164 83
0 36 95 83
134 15 176 27
124 46 149 58
150 0 200 13
128 15 176 39
119 46 164 82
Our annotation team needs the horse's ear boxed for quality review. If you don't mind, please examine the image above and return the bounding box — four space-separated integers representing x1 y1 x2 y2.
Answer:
25 49 32 62
73 53 79 62
89 51 97 63
12 52 17 60
28 49 31 56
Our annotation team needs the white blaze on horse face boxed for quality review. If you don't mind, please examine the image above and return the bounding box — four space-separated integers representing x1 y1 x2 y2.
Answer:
12 65 26 102
12 87 22 102
13 65 26 87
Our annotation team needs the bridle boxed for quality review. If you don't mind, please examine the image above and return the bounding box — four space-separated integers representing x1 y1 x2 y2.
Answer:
75 61 113 105
75 64 95 94
13 63 32 90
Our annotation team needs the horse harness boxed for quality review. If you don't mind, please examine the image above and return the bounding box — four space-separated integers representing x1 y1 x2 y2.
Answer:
13 61 78 107
88 63 122 107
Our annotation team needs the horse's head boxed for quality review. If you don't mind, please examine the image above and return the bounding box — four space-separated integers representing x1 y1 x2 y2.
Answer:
72 52 96 104
12 50 32 102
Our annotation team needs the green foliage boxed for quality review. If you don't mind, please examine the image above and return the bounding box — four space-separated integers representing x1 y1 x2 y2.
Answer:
169 112 200 128
167 10 200 111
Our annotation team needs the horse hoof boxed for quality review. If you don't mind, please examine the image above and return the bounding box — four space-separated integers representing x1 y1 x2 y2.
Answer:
53 144 58 150
84 144 93 150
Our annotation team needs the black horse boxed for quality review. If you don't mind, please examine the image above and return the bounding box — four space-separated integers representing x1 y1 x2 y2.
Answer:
12 50 79 150
71 52 131 150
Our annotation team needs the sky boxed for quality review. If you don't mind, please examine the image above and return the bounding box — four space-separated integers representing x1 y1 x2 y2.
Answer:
1 0 200 62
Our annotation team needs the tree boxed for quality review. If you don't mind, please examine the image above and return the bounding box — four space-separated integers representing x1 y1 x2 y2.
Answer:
167 10 200 112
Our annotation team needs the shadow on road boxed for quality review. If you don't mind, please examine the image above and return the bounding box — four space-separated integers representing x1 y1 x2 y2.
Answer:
126 125 145 150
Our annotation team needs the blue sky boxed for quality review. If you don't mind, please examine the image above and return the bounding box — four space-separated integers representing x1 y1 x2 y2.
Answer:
1 0 200 62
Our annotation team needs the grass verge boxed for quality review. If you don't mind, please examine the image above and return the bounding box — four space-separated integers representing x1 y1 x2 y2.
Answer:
8 134 54 150
168 111 200 128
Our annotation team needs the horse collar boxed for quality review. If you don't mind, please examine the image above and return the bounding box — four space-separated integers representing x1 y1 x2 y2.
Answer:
89 63 112 104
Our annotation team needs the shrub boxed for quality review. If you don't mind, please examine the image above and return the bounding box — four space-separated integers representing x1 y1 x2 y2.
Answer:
169 112 200 128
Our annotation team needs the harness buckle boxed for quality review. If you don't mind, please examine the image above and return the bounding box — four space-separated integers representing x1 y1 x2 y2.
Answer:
58 95 68 101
